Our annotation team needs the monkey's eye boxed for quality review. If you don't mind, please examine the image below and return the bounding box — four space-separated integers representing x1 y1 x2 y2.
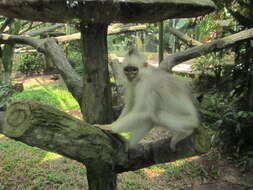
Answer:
124 66 138 72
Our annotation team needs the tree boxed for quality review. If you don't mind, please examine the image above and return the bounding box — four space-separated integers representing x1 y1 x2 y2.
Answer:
0 18 21 84
212 0 253 111
0 18 65 84
0 0 220 189
0 27 252 190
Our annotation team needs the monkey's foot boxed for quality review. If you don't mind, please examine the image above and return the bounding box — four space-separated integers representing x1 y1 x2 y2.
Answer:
93 124 128 152
93 124 113 132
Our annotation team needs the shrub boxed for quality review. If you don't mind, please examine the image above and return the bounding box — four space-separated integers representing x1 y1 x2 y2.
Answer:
18 53 45 76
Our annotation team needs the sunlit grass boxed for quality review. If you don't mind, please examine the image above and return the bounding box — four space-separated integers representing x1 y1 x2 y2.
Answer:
11 83 80 111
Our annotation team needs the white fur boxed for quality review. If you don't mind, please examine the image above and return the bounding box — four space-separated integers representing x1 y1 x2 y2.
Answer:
111 50 199 150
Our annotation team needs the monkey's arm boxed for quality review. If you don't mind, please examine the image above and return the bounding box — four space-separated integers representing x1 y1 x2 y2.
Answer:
117 86 134 119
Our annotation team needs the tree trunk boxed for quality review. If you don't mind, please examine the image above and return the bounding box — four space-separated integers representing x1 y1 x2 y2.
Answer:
171 19 177 54
43 54 55 73
86 162 117 190
0 20 21 84
159 21 164 63
80 22 113 124
0 100 211 190
247 45 253 111
1 44 15 84
1 100 120 190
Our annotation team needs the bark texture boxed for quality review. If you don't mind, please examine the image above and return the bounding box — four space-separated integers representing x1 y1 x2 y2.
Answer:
80 22 113 124
0 100 209 173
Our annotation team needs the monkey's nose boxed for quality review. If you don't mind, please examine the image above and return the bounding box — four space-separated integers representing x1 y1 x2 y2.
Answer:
124 66 138 72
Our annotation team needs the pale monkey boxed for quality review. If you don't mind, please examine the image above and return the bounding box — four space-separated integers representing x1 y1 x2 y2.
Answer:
100 49 199 151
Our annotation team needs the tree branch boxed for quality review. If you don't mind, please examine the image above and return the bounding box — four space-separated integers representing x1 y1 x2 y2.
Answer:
19 22 42 35
0 33 46 50
166 26 203 47
0 18 14 33
24 23 64 36
42 38 83 103
159 28 253 71
0 101 125 164
55 24 147 43
0 101 210 173
0 33 82 102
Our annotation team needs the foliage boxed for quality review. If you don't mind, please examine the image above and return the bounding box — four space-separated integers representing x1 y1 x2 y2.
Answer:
108 32 136 54
67 41 83 75
0 82 24 110
0 84 13 110
201 92 253 153
193 52 228 85
18 53 45 76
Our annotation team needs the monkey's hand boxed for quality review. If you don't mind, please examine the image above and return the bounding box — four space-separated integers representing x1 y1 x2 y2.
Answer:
93 124 128 152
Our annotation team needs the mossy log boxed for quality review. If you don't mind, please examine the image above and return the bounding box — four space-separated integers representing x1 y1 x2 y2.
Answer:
0 100 212 189
2 100 125 163
0 100 211 171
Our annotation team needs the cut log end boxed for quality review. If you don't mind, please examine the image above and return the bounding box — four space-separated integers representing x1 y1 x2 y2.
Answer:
3 101 32 137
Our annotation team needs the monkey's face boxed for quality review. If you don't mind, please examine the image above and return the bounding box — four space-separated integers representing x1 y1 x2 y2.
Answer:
123 48 148 81
123 65 139 81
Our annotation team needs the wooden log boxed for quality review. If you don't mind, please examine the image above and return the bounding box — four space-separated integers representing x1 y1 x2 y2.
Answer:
0 100 212 174
2 100 125 164
55 24 147 43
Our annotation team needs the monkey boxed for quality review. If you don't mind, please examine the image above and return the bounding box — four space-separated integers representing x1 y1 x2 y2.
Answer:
97 49 199 151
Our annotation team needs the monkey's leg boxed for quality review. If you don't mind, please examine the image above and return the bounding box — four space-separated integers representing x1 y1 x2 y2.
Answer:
111 112 151 133
158 113 197 151
170 130 193 151
128 124 153 147
158 112 198 130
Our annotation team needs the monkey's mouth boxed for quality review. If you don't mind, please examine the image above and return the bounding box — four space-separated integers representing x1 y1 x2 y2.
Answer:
124 66 139 81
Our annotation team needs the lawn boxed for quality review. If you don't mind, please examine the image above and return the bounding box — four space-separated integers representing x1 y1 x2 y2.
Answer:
0 78 251 190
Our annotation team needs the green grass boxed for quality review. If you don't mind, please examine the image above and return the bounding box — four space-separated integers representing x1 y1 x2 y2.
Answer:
11 84 80 111
0 132 218 190
1 79 251 189
0 135 88 190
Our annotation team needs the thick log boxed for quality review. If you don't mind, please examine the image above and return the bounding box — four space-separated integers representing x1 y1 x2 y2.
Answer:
1 100 127 190
2 101 125 162
0 100 210 174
